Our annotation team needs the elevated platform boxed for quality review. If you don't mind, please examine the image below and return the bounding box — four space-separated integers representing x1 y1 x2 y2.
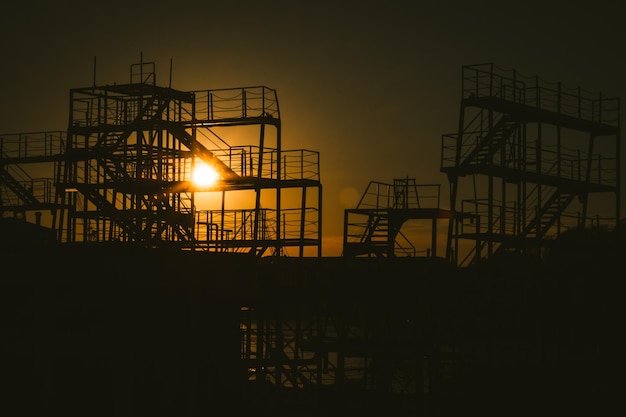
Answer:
1 60 322 257
343 179 450 257
441 63 620 266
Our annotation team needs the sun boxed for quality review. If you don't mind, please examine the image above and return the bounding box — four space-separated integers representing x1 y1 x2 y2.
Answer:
192 162 220 187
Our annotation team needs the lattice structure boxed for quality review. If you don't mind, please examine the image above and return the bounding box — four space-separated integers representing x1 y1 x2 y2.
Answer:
441 63 621 266
1 60 322 256
238 258 453 407
0 131 65 220
343 178 450 257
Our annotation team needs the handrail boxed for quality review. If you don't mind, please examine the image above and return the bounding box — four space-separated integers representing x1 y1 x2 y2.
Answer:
0 131 66 159
462 63 620 127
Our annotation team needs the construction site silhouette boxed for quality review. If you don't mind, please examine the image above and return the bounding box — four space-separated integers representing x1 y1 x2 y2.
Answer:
1 61 623 416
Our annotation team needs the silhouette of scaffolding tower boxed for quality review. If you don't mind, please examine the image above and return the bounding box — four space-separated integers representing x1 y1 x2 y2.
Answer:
343 178 450 257
52 60 321 256
441 63 621 266
239 258 453 406
0 131 66 229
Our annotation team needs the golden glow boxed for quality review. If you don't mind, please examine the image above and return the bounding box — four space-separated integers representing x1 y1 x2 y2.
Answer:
192 162 220 187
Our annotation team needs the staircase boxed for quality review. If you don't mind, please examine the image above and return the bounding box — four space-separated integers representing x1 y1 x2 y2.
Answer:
343 180 444 257
460 116 517 167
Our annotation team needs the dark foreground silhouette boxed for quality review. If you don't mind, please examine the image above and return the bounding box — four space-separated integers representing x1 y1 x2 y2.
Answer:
1 229 624 416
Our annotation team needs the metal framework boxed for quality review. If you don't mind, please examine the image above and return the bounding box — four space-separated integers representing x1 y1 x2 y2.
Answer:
1 60 322 257
441 63 621 266
0 131 66 224
342 178 450 257
238 258 454 412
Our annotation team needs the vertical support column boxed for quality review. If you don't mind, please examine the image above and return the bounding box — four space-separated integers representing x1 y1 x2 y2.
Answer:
431 215 437 258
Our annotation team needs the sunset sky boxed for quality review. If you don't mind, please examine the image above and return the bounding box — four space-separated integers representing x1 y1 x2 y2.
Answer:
1 0 624 256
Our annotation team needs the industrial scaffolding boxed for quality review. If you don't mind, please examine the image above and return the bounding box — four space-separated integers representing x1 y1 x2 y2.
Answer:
441 63 621 266
1 60 322 257
342 178 450 258
238 258 454 406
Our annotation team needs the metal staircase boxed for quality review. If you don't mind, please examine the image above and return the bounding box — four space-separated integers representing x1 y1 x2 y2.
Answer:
343 179 449 258
459 116 518 167
521 190 577 239
0 131 66 222
0 60 323 256
441 63 620 266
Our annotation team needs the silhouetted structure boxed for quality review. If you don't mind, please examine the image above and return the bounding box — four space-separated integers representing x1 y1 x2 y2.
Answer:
1 59 322 257
0 130 64 220
441 63 621 266
1 62 622 416
342 178 450 257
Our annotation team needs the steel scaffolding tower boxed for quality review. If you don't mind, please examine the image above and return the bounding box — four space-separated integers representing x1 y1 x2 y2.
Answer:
1 60 321 257
52 60 321 256
441 63 621 266
343 178 450 258
0 131 66 230
238 257 454 410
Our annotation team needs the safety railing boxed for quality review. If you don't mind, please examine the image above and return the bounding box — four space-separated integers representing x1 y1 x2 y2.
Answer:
462 63 620 127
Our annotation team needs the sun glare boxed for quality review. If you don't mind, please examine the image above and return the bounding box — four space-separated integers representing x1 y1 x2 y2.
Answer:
192 162 220 187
